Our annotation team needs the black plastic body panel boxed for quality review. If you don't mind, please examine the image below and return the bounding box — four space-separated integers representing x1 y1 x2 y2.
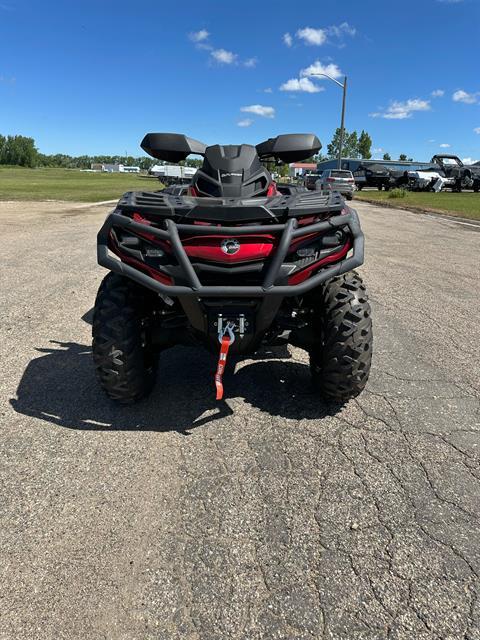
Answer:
193 144 272 199
141 133 206 163
256 133 321 163
114 189 344 223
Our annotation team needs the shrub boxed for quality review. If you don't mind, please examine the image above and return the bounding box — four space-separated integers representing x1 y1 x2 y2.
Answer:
388 188 407 199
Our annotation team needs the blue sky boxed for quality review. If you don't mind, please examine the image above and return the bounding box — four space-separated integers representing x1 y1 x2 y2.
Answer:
1 0 479 162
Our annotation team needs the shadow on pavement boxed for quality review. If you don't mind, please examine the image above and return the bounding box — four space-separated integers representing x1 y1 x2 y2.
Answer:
10 340 340 434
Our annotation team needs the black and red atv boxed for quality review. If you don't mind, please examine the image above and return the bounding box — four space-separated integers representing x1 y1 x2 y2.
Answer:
93 133 372 403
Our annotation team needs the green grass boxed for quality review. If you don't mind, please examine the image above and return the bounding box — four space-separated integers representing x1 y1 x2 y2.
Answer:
355 189 480 221
2 167 479 221
0 166 162 202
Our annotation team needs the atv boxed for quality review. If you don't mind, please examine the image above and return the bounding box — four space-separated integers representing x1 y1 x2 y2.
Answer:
430 154 480 193
93 133 373 403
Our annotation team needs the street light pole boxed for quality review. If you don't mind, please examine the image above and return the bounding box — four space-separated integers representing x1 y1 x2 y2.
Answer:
308 73 347 170
337 76 347 170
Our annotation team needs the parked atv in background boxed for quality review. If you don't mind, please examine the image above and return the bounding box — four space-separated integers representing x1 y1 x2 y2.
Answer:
386 154 480 192
92 133 373 405
430 154 480 192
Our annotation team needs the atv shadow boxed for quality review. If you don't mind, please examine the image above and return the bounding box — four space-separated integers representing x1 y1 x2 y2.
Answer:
10 340 340 434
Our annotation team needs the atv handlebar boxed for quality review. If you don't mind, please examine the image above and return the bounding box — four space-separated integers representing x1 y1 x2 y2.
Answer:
97 208 364 298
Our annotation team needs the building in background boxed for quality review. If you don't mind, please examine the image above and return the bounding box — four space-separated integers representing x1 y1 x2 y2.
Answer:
90 163 140 173
317 158 429 173
289 162 317 178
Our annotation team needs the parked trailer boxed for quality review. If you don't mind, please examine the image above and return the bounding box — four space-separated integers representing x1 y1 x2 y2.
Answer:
149 164 197 185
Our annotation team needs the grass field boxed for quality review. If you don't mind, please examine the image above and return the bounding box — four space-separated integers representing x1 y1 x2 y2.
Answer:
355 189 480 221
1 166 479 221
0 166 162 202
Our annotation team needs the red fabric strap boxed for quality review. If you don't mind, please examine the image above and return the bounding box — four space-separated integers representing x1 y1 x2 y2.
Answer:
215 336 232 400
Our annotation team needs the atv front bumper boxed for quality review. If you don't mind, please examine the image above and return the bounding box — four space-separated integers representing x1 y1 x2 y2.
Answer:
97 208 364 298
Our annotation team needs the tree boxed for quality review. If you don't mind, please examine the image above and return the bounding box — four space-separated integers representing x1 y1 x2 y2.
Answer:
0 135 38 167
274 163 289 179
184 158 203 168
383 153 391 161
358 130 372 159
327 128 360 160
399 154 407 161
138 156 155 170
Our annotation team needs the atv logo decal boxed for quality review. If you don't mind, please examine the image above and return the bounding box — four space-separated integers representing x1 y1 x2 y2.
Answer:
221 238 241 255
220 172 242 178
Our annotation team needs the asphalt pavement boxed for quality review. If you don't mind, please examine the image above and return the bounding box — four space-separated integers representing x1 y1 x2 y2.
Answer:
1 199 479 640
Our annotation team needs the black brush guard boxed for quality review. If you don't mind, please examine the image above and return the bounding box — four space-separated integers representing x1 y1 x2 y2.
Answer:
97 193 364 352
97 209 364 298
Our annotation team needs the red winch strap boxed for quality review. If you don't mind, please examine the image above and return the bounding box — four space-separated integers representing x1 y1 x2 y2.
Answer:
215 336 232 400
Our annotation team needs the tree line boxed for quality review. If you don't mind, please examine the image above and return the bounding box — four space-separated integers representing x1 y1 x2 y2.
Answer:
0 132 413 170
0 134 161 170
326 129 412 162
0 134 39 167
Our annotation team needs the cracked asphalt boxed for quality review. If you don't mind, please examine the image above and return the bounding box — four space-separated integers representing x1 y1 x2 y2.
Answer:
1 199 479 639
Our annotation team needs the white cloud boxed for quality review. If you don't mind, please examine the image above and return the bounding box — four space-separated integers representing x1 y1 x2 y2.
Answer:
237 118 253 127
240 104 275 118
280 77 324 93
439 143 451 148
283 32 293 47
211 49 237 64
474 127 480 134
295 23 355 46
263 87 273 93
431 89 445 97
373 147 383 154
326 22 356 37
300 61 343 80
296 27 327 46
452 89 479 104
191 37 255 68
370 98 431 120
462 157 479 164
189 29 209 43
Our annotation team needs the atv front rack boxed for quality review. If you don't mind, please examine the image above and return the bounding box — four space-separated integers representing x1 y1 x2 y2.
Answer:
113 189 346 222
98 202 364 298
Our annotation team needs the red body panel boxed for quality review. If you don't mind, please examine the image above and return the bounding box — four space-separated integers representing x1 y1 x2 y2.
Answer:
182 235 276 263
288 241 351 285
118 211 351 285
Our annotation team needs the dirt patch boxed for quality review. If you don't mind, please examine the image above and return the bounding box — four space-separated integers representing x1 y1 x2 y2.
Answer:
0 200 113 228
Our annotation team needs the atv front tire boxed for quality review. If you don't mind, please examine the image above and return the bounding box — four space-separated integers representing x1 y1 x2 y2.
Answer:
92 273 158 404
310 271 372 402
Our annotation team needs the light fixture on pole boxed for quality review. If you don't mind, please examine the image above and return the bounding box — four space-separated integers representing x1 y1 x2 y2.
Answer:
308 73 347 170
